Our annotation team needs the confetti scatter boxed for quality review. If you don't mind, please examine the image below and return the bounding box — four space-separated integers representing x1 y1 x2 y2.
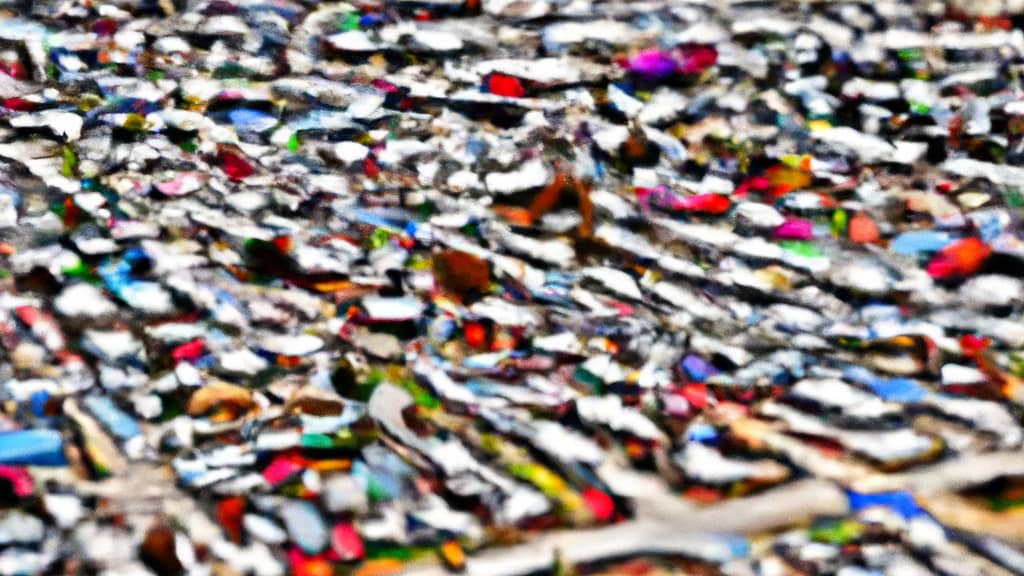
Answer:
0 1 1021 575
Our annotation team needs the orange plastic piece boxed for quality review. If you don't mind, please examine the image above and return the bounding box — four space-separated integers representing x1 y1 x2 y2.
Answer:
684 485 722 503
493 205 533 226
926 237 991 278
765 164 812 194
848 212 880 243
353 559 404 576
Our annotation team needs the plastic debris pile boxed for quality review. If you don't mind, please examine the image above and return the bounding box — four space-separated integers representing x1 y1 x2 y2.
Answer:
0 0 1023 574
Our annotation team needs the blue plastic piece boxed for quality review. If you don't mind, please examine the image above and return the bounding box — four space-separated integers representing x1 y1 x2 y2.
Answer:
227 108 278 132
28 391 50 418
847 490 924 519
891 230 951 255
681 354 719 382
0 430 67 466
867 377 928 403
686 423 718 443
82 396 142 441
